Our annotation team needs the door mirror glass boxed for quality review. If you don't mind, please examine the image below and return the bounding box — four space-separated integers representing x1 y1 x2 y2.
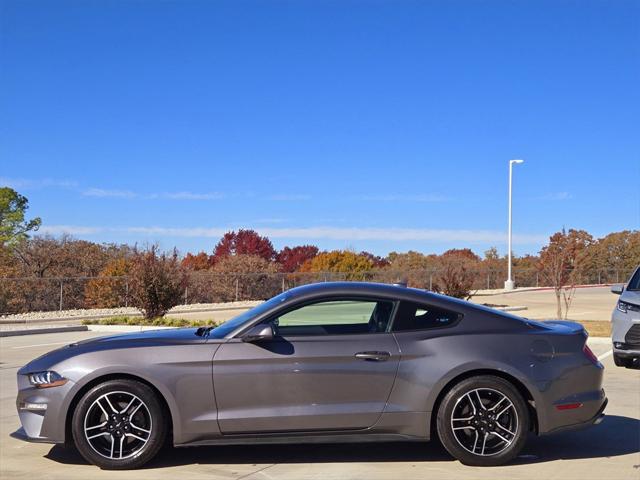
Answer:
611 284 624 295
242 324 274 342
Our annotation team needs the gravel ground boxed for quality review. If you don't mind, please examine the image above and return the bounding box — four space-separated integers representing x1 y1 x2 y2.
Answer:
0 301 262 324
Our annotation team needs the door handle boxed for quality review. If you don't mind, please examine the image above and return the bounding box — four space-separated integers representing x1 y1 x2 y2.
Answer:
354 351 391 362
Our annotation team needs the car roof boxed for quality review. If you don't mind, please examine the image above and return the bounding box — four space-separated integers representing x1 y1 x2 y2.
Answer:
286 281 445 303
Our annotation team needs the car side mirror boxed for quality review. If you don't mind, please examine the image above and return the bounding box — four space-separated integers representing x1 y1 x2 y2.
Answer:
242 324 274 342
611 284 624 295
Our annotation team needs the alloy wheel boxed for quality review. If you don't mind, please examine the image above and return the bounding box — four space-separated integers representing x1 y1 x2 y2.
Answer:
83 390 153 460
450 387 519 456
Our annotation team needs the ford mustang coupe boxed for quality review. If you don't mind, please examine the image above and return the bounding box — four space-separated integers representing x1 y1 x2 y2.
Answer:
15 282 607 469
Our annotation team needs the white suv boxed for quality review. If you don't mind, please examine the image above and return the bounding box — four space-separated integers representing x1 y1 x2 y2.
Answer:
611 265 640 369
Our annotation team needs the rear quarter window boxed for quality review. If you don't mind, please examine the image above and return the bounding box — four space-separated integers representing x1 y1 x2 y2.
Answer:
392 301 461 332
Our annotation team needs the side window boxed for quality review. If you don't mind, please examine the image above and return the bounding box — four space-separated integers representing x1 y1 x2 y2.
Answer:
392 301 460 332
273 299 394 336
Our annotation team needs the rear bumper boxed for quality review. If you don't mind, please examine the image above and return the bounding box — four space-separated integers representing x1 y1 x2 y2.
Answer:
542 397 607 435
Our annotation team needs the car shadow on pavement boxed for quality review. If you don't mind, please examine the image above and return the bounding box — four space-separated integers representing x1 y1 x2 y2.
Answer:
513 415 640 464
45 415 639 468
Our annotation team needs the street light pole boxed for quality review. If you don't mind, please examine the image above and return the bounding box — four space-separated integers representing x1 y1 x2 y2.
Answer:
505 159 524 290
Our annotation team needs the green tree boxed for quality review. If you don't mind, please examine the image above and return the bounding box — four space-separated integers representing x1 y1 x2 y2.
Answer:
0 188 42 247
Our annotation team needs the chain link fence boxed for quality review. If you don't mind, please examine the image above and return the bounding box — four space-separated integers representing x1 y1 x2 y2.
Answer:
0 267 634 316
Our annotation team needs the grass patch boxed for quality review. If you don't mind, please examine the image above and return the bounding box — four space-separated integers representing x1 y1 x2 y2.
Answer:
575 320 611 338
82 316 219 328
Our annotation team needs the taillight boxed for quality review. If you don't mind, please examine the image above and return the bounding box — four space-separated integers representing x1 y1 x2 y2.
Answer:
583 344 599 365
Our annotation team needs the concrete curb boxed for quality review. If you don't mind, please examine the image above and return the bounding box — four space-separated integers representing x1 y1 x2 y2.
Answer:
495 306 527 312
0 325 88 337
474 284 615 296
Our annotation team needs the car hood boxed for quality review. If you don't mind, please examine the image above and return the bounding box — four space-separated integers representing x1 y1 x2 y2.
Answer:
18 327 209 374
621 289 640 307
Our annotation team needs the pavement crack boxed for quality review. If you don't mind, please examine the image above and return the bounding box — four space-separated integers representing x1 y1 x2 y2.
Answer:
235 463 277 480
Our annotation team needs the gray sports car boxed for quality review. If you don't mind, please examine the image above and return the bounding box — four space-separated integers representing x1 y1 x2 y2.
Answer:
14 282 607 469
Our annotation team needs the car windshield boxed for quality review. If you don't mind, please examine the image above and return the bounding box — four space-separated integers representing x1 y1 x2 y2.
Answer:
206 292 290 338
627 267 640 291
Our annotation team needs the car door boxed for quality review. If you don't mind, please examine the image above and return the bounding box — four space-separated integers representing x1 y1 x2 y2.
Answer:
213 297 401 434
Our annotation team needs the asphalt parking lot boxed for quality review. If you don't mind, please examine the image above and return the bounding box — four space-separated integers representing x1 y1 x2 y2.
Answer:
1 331 638 480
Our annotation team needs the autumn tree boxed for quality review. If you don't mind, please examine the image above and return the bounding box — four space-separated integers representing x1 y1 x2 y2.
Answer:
0 188 41 248
580 230 640 282
212 229 276 263
358 251 390 268
385 251 436 288
212 254 280 301
128 246 188 318
276 245 319 272
182 251 213 271
85 258 131 308
538 229 594 319
299 250 375 280
0 245 24 313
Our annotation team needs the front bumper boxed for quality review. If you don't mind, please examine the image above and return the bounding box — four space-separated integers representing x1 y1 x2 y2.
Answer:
15 373 75 444
10 426 57 444
612 343 640 358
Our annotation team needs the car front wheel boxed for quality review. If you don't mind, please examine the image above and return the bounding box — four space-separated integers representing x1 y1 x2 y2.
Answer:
71 378 167 469
436 375 529 466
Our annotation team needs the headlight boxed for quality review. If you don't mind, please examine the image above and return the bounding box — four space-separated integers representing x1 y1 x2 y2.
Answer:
617 301 628 313
616 300 640 314
28 371 68 388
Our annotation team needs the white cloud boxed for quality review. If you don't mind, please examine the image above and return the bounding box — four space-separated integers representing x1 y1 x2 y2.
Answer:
162 191 226 200
82 188 137 198
0 177 77 189
37 224 547 245
82 189 226 200
39 225 104 235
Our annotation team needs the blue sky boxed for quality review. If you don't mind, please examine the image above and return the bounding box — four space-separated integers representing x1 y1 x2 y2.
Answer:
1 0 638 257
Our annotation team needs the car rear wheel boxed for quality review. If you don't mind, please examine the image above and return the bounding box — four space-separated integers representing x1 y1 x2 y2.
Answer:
71 379 167 469
436 375 529 466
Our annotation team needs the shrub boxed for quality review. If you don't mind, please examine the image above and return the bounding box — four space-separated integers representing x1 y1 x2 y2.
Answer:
128 246 189 318
432 249 481 299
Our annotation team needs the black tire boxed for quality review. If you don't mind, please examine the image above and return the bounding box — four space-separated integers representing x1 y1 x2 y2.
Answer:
436 375 529 466
71 379 167 469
